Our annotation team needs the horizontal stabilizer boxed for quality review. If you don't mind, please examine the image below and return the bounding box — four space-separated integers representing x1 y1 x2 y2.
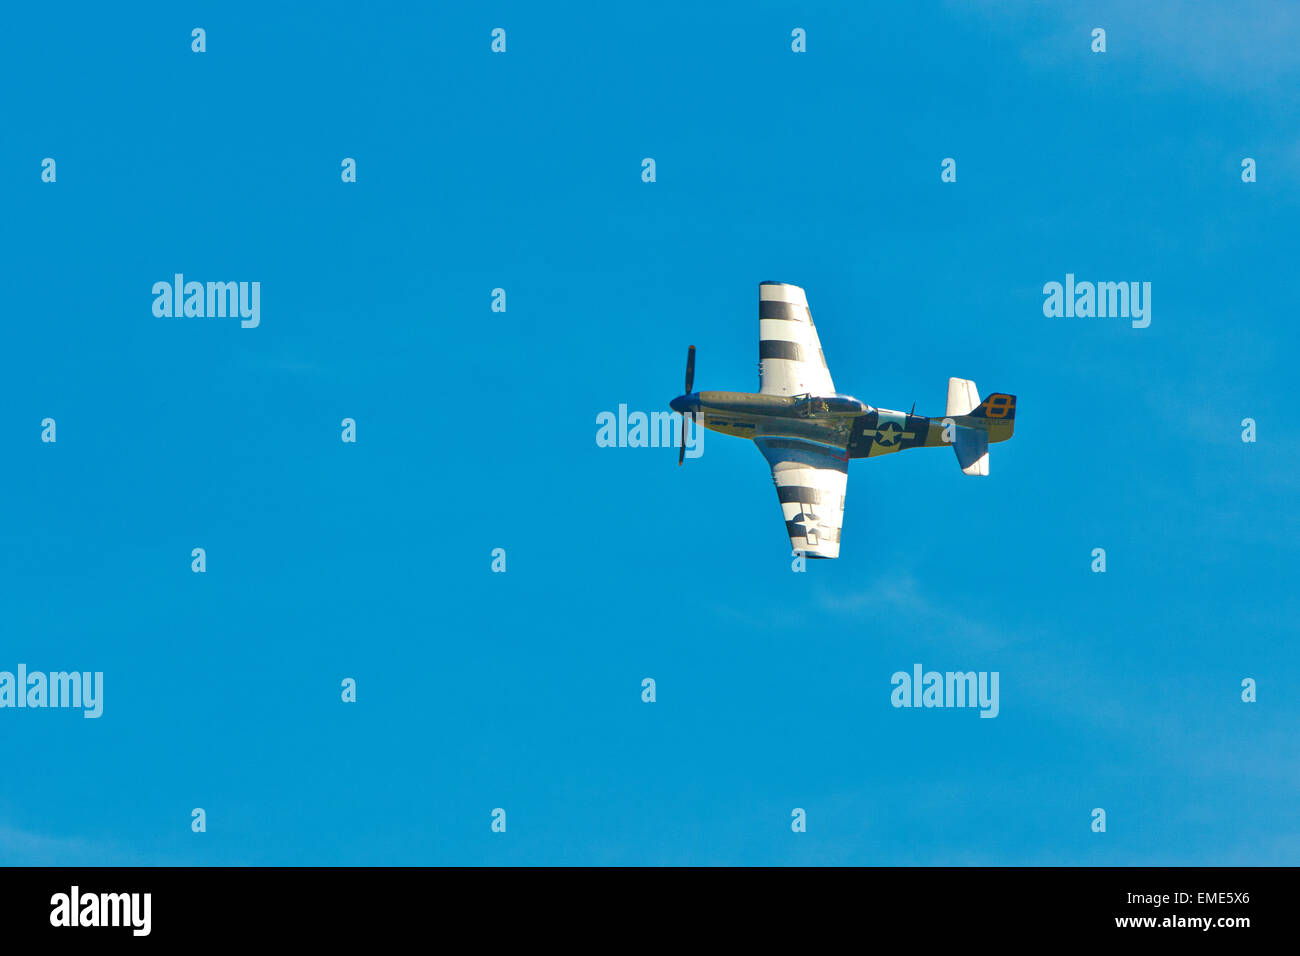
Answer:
954 426 989 476
947 377 980 417
948 377 990 474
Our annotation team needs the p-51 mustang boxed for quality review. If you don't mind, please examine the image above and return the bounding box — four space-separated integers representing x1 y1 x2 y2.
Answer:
669 282 1016 559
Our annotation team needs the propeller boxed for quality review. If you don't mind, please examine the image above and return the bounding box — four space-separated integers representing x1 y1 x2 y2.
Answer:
679 345 696 466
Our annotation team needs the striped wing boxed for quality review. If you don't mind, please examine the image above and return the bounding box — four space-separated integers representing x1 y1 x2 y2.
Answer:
758 282 835 397
755 436 849 559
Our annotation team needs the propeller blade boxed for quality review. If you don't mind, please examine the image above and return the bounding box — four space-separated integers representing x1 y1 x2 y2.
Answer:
679 345 696 466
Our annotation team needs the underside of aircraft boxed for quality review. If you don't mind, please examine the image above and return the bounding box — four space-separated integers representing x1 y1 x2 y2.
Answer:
669 282 1017 558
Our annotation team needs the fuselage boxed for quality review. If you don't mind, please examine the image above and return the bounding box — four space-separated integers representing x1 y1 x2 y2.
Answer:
669 390 1011 458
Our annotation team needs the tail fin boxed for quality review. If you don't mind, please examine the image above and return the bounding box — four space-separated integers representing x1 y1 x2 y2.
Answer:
945 378 1016 476
970 393 1017 424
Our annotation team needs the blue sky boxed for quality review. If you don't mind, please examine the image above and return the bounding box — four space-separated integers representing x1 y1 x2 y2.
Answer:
1 1 1296 865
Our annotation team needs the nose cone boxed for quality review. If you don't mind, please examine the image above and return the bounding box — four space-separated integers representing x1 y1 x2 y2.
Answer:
670 392 699 414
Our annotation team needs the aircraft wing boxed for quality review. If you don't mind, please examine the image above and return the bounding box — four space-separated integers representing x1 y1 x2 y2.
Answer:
758 282 836 397
755 436 848 559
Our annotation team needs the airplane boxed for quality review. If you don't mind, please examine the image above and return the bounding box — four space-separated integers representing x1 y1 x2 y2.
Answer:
669 282 1016 559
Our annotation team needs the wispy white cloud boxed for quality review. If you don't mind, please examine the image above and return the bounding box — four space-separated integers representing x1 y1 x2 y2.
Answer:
0 823 145 866
816 572 1012 652
953 0 1300 95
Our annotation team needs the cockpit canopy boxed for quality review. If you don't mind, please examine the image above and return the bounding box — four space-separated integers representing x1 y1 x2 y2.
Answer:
791 393 871 416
